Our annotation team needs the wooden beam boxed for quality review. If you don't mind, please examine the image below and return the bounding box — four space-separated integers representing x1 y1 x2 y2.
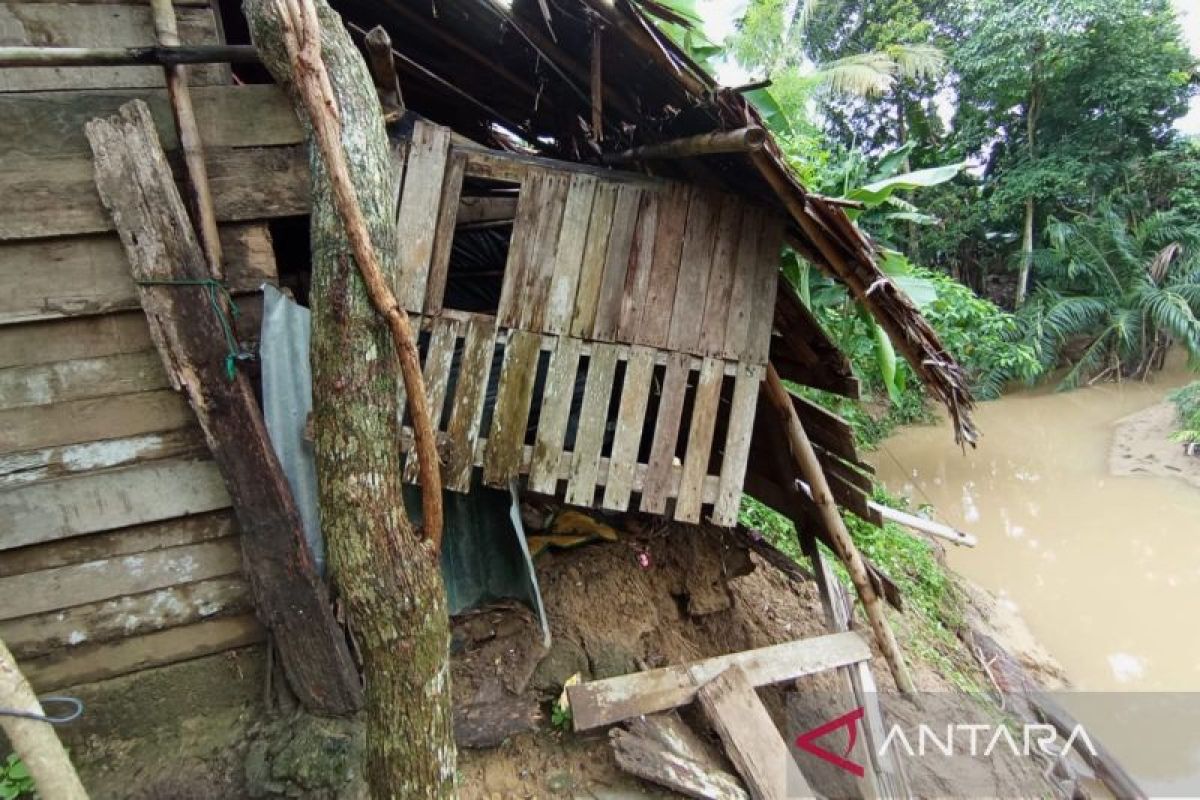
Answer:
763 363 915 695
695 665 815 800
0 44 258 67
567 631 870 731
603 127 768 165
86 100 361 716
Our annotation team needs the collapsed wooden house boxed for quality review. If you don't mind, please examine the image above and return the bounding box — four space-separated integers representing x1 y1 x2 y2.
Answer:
0 0 976 792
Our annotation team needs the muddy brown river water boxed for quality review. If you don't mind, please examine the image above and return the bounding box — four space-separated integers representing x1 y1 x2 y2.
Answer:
873 358 1200 793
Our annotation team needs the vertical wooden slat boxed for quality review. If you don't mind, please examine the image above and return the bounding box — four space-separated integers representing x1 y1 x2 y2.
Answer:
674 357 724 523
570 181 619 338
697 195 743 356
711 362 763 526
744 214 785 364
667 188 721 354
722 206 762 360
615 191 660 342
497 170 544 327
395 121 452 312
639 352 691 515
637 185 689 348
483 330 542 486
591 185 642 341
402 317 459 483
527 335 583 495
564 343 620 507
544 175 598 335
444 317 497 492
423 151 467 315
519 172 571 331
602 345 655 511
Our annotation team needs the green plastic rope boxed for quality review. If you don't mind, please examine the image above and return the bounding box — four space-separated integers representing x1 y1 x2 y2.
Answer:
135 278 248 380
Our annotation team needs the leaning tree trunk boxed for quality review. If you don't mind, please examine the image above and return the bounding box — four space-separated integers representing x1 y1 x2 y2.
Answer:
243 2 455 797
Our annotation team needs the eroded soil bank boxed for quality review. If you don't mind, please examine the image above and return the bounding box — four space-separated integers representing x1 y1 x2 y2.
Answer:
58 521 1061 798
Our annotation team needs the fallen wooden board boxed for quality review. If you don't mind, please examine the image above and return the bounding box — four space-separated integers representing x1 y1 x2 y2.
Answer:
611 727 749 800
695 665 815 800
568 631 871 731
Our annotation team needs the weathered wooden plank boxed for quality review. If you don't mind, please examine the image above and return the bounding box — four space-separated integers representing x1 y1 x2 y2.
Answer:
568 631 872 731
482 330 541 487
638 184 689 348
615 191 660 342
544 175 597 335
712 363 764 527
639 352 690 515
695 665 815 800
1 575 252 661
0 85 299 160
569 181 619 338
564 343 620 507
0 3 227 92
88 101 361 714
0 224 276 325
668 189 721 354
518 172 570 331
610 727 749 800
745 215 784 364
443 317 496 492
0 389 192 454
0 458 230 550
698 195 743 356
395 121 452 312
20 614 265 691
403 317 459 483
601 345 654 511
0 146 307 240
723 208 765 361
423 150 467 315
527 335 582 495
0 350 167 410
496 170 545 327
674 357 724 524
0 311 151 368
0 510 234 578
455 194 518 226
592 185 642 341
0 427 206 489
0 537 242 620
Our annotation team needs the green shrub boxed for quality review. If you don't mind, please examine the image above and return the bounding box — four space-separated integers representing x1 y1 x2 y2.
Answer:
1 753 34 800
1169 381 1200 444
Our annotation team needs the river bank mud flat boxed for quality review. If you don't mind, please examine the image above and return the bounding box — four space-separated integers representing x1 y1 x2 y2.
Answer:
1110 401 1200 490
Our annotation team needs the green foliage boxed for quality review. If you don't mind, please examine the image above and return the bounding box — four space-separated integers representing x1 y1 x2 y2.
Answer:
550 703 573 732
1017 207 1200 387
1169 381 1200 444
1 754 34 800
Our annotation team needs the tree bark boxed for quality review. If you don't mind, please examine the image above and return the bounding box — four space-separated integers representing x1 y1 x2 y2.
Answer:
244 1 455 796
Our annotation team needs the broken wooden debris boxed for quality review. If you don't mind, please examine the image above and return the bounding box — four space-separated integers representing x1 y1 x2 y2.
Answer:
695 665 815 800
611 726 749 800
568 631 871 731
86 100 361 716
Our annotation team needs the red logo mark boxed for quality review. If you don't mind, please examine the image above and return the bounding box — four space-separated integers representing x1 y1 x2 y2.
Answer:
794 706 866 777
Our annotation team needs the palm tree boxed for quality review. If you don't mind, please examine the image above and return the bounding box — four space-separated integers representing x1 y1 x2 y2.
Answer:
1020 206 1200 388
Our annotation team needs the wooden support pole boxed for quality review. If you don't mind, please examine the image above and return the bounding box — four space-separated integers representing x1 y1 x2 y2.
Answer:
149 0 223 278
271 0 444 549
590 23 603 144
86 100 362 716
0 639 88 800
603 127 767 164
763 363 916 695
0 44 258 67
363 26 404 121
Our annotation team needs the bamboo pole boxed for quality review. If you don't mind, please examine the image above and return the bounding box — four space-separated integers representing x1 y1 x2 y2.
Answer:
602 126 767 164
149 0 222 278
0 638 88 800
0 44 257 67
271 0 443 550
763 363 916 695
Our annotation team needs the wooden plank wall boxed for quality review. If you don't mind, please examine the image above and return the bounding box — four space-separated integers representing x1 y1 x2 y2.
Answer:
0 1 293 689
393 128 784 526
